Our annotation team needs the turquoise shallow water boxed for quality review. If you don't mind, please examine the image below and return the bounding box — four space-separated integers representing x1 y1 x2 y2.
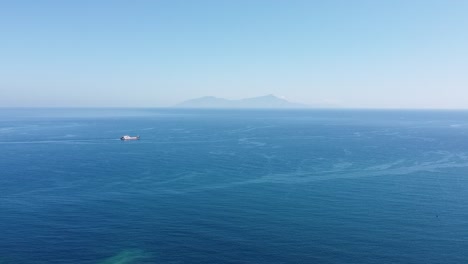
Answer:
1 108 468 263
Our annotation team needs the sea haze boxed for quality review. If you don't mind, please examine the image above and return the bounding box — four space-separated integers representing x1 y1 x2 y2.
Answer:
175 94 309 108
1 108 468 264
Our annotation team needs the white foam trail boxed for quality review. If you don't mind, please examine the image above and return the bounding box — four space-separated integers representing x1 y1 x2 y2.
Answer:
238 138 267 146
171 151 468 194
0 138 121 144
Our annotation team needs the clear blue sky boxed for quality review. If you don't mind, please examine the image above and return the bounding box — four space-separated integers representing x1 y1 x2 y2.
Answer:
1 0 467 108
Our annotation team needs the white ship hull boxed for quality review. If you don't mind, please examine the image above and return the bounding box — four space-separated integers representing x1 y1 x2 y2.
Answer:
120 135 140 140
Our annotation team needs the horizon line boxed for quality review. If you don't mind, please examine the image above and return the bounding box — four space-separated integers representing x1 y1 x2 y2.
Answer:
2 106 468 111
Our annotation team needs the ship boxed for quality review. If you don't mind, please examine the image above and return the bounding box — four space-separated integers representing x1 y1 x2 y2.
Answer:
120 135 140 140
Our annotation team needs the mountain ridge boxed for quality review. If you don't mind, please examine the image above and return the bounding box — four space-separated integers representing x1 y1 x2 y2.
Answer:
175 94 307 109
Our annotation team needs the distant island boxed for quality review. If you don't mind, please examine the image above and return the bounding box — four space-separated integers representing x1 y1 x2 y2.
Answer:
175 94 309 109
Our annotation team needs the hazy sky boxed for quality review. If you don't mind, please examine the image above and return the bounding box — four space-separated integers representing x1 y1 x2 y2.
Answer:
1 0 467 108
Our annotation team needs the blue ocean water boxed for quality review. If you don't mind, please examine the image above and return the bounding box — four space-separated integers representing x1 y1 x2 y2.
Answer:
1 108 468 264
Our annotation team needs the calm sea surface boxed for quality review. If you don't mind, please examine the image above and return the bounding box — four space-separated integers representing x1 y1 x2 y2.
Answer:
1 108 468 263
